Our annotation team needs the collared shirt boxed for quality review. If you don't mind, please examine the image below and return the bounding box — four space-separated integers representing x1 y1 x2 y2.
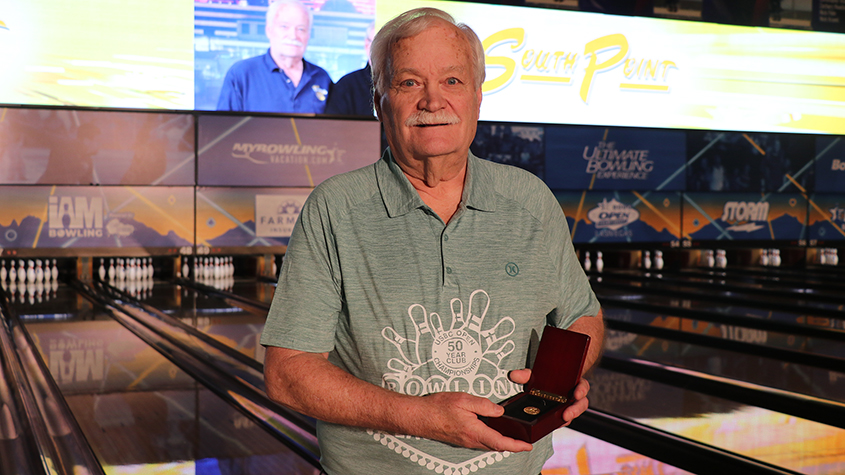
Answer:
216 50 332 113
261 149 600 475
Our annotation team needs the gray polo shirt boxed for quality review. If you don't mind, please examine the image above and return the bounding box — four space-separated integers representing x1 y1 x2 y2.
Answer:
261 149 600 475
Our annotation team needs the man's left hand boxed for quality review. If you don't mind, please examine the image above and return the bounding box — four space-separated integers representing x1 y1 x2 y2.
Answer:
508 369 591 426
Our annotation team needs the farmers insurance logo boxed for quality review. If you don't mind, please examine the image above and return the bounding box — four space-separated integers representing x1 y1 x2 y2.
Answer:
255 195 306 238
587 198 639 238
231 142 346 165
483 30 677 102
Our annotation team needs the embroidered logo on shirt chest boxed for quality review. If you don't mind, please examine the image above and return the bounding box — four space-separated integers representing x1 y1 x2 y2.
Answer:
312 84 327 101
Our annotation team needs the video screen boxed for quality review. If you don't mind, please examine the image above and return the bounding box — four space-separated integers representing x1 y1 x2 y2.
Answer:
2 0 845 133
195 0 375 115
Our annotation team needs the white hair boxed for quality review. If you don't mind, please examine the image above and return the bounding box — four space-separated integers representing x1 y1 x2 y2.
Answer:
266 0 313 31
370 8 486 99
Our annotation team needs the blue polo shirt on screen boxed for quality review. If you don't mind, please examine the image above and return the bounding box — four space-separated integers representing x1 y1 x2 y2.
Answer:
216 50 333 114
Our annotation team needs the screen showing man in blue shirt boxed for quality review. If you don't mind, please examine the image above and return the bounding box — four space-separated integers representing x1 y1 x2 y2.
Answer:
216 0 333 113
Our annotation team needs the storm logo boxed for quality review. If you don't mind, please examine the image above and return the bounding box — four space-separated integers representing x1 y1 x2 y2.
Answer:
0 20 9 31
587 198 640 230
721 201 769 233
48 196 104 238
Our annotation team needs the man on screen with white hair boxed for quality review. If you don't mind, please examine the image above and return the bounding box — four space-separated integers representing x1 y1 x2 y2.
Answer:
216 0 332 113
261 7 604 474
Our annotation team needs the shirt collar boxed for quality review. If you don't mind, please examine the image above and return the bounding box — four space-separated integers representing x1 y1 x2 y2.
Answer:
262 49 312 76
375 148 497 219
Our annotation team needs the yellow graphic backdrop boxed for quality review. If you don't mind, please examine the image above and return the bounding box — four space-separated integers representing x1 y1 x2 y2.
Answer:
0 0 193 109
377 0 845 134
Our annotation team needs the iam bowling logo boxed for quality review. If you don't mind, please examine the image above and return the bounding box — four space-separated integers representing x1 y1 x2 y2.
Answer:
48 196 104 238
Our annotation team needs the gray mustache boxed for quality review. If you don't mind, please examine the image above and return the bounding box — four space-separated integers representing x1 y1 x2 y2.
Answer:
404 110 461 127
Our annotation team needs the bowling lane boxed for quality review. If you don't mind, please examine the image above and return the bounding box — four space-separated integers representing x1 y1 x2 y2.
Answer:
603 268 845 303
591 272 845 319
5 280 319 474
594 309 845 474
112 277 713 475
595 286 845 356
588 362 844 474
676 268 845 293
601 305 845 403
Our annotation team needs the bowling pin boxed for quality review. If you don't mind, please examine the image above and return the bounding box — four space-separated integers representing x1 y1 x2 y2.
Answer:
819 248 827 265
26 260 35 284
8 261 16 285
118 259 126 281
714 250 721 269
772 249 781 267
654 250 664 270
17 260 25 284
272 256 278 277
0 260 6 285
108 259 116 281
50 259 58 281
182 258 190 279
583 251 591 272
643 250 651 270
596 251 604 273
98 258 106 281
35 281 44 303
760 249 769 266
832 249 839 266
35 259 44 283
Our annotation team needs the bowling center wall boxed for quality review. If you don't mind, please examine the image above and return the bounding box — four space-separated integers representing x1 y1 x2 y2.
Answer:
1 0 844 277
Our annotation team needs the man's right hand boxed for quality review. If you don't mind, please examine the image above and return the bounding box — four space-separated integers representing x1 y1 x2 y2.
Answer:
415 391 534 453
265 347 533 453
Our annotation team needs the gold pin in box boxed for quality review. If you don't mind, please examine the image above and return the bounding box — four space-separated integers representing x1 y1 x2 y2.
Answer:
483 326 590 444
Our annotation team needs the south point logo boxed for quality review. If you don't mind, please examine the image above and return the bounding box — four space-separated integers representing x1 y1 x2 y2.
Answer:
721 200 769 233
48 196 103 238
381 289 520 400
231 142 346 165
483 29 677 102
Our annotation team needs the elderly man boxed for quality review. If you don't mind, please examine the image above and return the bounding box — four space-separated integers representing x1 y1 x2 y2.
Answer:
261 7 604 475
216 0 332 113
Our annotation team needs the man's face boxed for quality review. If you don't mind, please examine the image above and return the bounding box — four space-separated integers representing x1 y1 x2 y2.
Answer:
376 22 482 163
267 4 310 60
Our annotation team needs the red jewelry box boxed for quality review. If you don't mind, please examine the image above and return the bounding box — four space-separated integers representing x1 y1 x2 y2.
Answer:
483 326 591 443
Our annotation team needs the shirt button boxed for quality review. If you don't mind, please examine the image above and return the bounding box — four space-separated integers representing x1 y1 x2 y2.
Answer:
446 267 453 274
444 234 449 241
